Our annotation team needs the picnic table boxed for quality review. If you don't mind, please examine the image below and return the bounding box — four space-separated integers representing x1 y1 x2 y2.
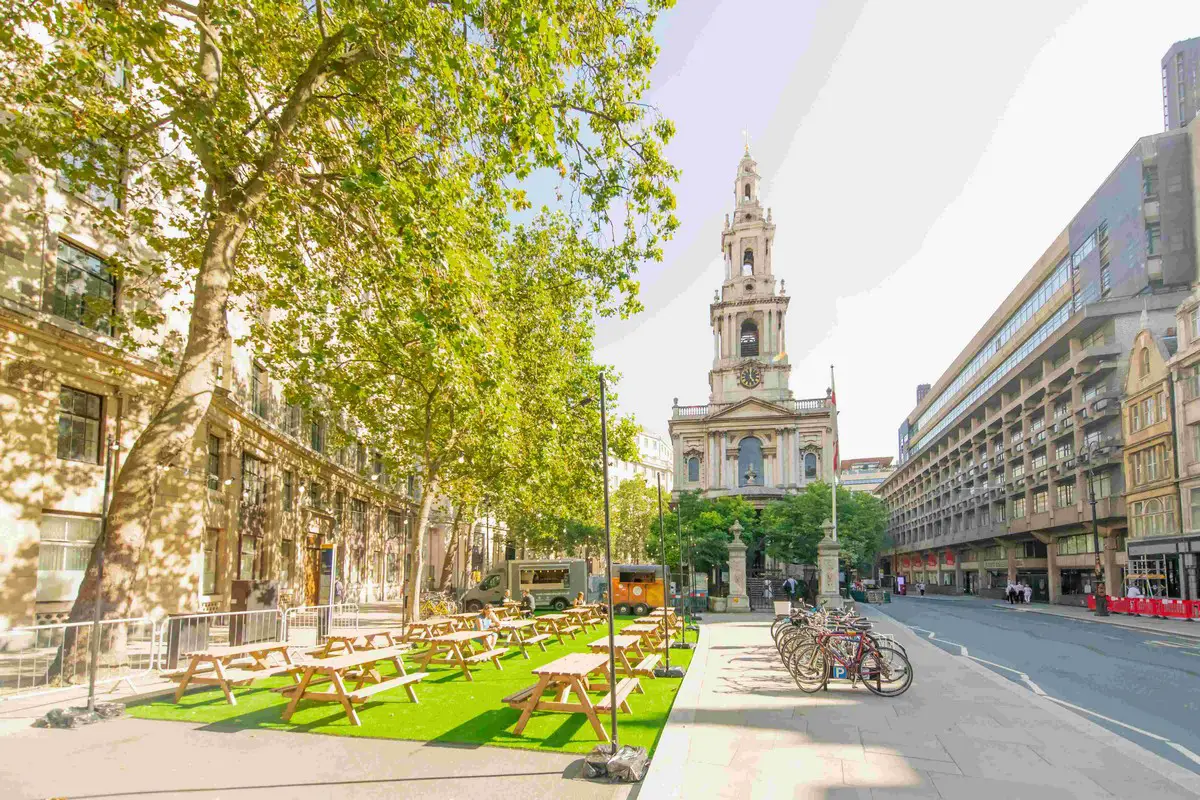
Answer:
171 640 297 705
588 634 659 677
447 612 482 630
403 617 456 643
636 613 682 637
622 623 669 651
494 619 553 659
503 651 640 742
281 645 427 726
415 630 507 680
316 627 407 658
563 607 600 630
533 613 583 644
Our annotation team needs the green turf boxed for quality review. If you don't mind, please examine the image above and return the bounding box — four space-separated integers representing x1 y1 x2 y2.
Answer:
129 617 693 756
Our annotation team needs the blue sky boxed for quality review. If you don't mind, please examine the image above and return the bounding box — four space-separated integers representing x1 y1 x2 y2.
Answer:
596 0 1200 459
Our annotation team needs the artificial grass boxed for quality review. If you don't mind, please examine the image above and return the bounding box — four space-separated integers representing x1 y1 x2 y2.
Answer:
128 616 693 756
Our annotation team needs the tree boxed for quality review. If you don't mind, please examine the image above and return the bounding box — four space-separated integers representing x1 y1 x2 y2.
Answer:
609 477 656 563
763 483 888 573
1 0 677 621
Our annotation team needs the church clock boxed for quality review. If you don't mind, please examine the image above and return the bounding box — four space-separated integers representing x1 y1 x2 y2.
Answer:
737 361 763 388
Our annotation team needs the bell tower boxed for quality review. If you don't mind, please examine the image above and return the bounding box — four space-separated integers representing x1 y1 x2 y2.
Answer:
709 148 792 405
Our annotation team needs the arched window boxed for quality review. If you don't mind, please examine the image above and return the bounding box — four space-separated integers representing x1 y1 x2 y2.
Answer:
1140 348 1150 377
742 248 754 271
687 457 700 482
740 320 759 357
738 436 763 487
743 182 751 201
804 452 818 480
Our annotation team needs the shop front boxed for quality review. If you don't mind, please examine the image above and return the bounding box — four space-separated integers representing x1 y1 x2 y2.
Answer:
1127 535 1200 600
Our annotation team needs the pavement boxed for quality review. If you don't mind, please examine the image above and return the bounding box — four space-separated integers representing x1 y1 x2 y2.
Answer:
639 610 1200 799
875 595 1200 773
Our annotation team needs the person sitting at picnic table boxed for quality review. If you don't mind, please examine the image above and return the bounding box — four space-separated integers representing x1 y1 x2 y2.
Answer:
573 592 586 607
503 589 513 603
520 589 537 618
480 604 501 630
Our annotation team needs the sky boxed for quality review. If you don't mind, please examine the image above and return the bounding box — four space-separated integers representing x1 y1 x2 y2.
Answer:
593 0 1200 459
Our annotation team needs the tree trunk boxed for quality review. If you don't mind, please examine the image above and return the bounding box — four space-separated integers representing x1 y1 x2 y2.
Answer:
405 477 439 622
438 506 464 591
67 214 242 624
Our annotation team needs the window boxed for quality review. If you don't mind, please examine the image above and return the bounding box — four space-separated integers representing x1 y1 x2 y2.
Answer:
1140 348 1151 377
1192 424 1200 462
479 573 501 591
1144 165 1159 198
739 320 759 357
250 362 269 417
1058 534 1094 556
1147 223 1161 256
1055 442 1073 461
1056 482 1075 508
743 182 751 201
57 386 103 463
282 470 294 511
1183 365 1200 401
1033 490 1048 514
1191 488 1200 528
58 138 121 211
280 538 294 585
1100 265 1111 297
1130 497 1175 538
737 436 763 487
206 434 222 491
308 480 325 511
241 452 267 507
1192 310 1200 343
1031 453 1047 470
519 567 570 589
1011 463 1025 480
202 529 219 594
687 457 700 482
804 452 818 480
237 533 260 580
285 403 303 438
38 514 101 573
1011 497 1026 519
1023 540 1047 558
310 414 326 453
1130 403 1142 433
1088 470 1112 499
1146 447 1161 482
1142 396 1156 427
54 242 115 335
350 498 367 538
334 491 345 528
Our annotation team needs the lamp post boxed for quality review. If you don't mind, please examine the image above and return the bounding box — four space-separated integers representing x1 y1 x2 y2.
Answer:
674 497 687 644
655 473 671 673
597 374 620 749
1082 447 1109 616
86 436 119 713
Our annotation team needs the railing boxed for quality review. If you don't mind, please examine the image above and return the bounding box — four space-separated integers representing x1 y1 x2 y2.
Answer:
282 603 360 647
0 617 158 699
673 396 831 418
156 608 285 671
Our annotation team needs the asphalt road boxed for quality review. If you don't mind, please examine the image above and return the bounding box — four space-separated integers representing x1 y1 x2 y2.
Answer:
873 595 1200 774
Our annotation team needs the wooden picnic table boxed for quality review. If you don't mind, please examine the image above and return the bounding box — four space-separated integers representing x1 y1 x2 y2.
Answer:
533 613 583 644
563 607 600 630
415 630 507 680
281 645 427 726
503 651 640 742
494 619 553 659
403 617 456 643
622 623 669 651
172 640 296 705
317 627 407 658
636 614 682 637
587 634 659 677
447 612 482 630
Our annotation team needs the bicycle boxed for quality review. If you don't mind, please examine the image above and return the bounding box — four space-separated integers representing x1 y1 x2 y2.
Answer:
774 605 911 696
419 592 458 617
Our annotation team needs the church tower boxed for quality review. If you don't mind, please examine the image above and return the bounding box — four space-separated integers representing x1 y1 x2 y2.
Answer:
710 148 792 404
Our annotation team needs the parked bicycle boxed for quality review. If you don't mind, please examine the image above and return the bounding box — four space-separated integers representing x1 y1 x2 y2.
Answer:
419 591 458 617
772 604 912 697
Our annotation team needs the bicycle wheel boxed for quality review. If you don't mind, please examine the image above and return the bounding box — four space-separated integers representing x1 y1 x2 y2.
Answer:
860 642 913 697
779 630 816 664
787 643 827 693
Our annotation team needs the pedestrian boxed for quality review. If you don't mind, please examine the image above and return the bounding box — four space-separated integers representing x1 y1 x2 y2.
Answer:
333 577 344 604
1023 583 1033 604
763 579 773 603
1005 582 1015 604
918 581 925 597
782 575 798 603
1126 583 1142 598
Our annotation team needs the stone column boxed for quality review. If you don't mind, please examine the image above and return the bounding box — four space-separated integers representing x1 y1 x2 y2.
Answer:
954 552 964 592
713 327 719 361
727 520 750 612
1046 539 1060 604
976 567 986 593
1101 530 1118 596
1007 545 1017 583
817 521 843 609
779 429 788 486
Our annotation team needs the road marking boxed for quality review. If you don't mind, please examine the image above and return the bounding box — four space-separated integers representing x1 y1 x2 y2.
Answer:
899 620 1197 767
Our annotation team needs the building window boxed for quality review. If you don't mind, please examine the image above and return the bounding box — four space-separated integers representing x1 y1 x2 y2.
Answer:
1011 497 1026 519
54 241 115 335
1057 533 1094 556
206 434 222 491
737 436 763 487
1033 490 1047 514
1140 348 1151 377
285 403 303 438
1100 265 1111 297
308 480 325 511
310 414 326 453
242 452 267 507
282 470 294 511
1147 223 1161 257
202 529 219 595
739 320 759 357
237 533 260 580
1088 470 1112 500
1055 442 1073 461
687 457 700 482
1130 497 1175 538
743 182 751 201
1183 365 1200 401
1056 482 1075 508
280 538 294 585
37 514 101 578
57 386 103 464
1142 396 1156 427
1192 424 1200 462
804 452 818 480
1031 453 1047 470
250 362 269 417
1143 165 1159 198
334 491 345 528
1191 488 1200 529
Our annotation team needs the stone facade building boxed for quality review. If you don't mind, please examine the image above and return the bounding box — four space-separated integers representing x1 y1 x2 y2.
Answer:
838 457 895 494
669 151 834 509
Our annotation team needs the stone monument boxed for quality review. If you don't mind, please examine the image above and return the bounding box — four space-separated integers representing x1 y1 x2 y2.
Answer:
817 520 843 609
727 520 750 612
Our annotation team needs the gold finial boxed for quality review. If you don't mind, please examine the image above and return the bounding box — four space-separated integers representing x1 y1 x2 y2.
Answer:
741 129 751 156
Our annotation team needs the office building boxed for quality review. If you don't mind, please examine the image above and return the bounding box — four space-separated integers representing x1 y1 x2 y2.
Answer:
839 457 895 494
1163 37 1200 131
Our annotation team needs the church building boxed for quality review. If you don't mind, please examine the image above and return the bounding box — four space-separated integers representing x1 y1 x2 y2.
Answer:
669 149 835 507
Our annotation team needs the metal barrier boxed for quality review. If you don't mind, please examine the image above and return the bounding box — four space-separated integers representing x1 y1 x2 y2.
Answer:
0 617 158 699
157 608 286 671
282 604 360 647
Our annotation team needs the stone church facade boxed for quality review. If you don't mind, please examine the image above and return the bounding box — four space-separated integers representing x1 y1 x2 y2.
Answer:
669 150 834 509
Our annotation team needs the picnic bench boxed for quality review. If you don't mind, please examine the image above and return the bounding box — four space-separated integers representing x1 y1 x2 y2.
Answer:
315 627 407 658
447 612 482 631
503 651 639 742
587 634 657 678
534 613 582 644
563 607 600 631
495 619 552 659
415 630 506 680
281 645 427 726
170 641 298 705
403 617 456 643
622 623 669 652
636 613 682 639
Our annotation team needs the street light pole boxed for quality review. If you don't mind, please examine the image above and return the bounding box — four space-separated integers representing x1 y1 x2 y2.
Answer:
599 373 619 750
1087 458 1109 616
675 498 687 644
655 473 670 673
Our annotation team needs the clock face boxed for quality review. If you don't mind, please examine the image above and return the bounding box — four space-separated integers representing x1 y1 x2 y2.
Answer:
737 361 763 388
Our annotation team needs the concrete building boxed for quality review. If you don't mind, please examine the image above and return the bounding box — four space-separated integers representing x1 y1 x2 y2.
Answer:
880 120 1200 605
1163 37 1200 131
839 457 895 494
610 430 674 492
0 155 497 629
669 150 834 510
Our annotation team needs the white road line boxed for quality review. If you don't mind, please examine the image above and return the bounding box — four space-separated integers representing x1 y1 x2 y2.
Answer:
897 619 1197 766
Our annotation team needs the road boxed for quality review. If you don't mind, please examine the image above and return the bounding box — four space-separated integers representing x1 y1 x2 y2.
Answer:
873 594 1200 773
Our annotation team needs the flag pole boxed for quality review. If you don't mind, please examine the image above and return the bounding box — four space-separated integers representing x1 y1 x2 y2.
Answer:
830 364 838 542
